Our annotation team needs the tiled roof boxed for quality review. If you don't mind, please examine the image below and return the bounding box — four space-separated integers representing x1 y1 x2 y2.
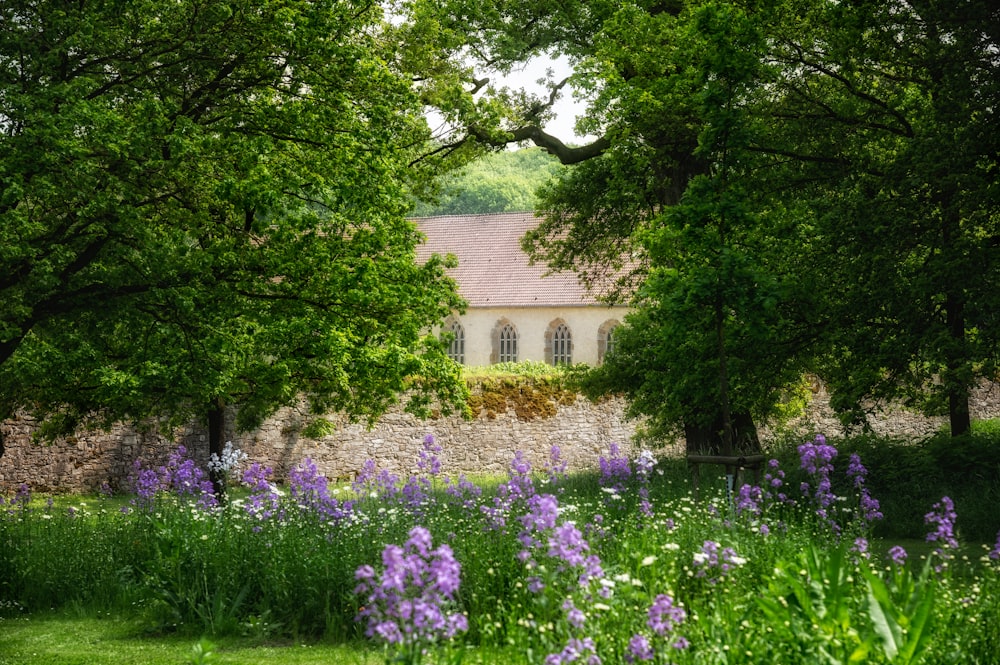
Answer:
413 212 602 308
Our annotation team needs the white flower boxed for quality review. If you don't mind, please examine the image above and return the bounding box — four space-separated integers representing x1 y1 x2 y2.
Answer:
663 543 680 551
693 552 709 565
641 555 657 566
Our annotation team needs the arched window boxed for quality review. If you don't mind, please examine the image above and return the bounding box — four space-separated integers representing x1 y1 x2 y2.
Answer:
499 323 518 363
445 319 465 364
598 319 621 365
492 318 519 363
545 319 573 365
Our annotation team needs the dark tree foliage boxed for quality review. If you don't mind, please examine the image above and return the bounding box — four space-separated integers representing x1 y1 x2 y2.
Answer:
0 0 467 469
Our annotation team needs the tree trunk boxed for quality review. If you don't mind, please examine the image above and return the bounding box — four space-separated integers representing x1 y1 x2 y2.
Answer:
946 291 971 437
684 410 761 456
207 397 227 501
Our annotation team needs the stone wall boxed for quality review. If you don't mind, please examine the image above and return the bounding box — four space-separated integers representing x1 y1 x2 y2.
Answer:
0 395 640 494
3 381 999 494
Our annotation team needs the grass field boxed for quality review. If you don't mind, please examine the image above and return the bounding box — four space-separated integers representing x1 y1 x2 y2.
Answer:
2 431 999 664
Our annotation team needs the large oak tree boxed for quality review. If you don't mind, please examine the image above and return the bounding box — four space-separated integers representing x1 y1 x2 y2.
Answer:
0 0 467 467
405 0 1000 441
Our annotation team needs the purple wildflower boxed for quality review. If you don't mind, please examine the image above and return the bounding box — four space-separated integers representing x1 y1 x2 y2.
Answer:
288 458 353 524
352 459 378 495
888 545 908 566
444 474 482 512
859 488 883 523
634 450 655 517
797 435 840 530
548 522 590 568
417 434 443 477
161 446 217 509
692 540 744 584
647 594 686 636
562 598 586 629
481 451 536 530
598 443 631 496
735 483 763 517
846 453 867 488
14 483 31 508
544 444 569 488
240 463 283 527
354 526 467 648
545 637 601 665
989 530 1000 561
925 496 959 559
626 634 653 662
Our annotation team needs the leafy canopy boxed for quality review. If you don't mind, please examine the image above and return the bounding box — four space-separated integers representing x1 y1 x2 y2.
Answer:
0 0 467 439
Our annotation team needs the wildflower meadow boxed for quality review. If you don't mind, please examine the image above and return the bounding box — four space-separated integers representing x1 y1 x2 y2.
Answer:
2 434 999 664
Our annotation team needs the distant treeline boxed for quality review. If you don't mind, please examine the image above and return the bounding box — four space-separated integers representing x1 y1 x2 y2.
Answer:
412 147 564 216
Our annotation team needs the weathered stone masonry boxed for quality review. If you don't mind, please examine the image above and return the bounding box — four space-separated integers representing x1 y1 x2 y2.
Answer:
0 395 639 493
3 382 999 494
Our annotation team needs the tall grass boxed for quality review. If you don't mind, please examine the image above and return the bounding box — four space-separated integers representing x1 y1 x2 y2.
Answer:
2 432 999 664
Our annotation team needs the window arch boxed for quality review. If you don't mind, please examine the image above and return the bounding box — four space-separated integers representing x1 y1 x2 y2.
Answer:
444 318 465 364
598 319 621 365
491 318 519 364
545 319 573 366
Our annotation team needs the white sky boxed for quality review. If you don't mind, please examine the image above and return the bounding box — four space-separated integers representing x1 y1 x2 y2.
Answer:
496 55 589 142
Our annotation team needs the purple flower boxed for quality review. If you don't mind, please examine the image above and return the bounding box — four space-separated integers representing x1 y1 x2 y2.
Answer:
989 530 1000 561
354 526 467 648
735 483 763 517
417 434 443 477
692 540 745 584
545 637 600 665
852 537 870 559
128 447 217 510
240 463 282 526
547 522 590 568
545 445 569 487
887 545 908 566
846 453 867 488
598 443 631 497
798 435 837 475
925 496 959 557
352 459 378 494
626 634 653 662
647 594 686 636
481 451 536 531
797 435 844 529
859 488 883 523
444 474 482 512
562 598 586 629
288 458 353 524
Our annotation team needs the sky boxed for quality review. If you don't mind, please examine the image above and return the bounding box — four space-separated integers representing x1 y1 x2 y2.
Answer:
426 55 592 146
496 55 589 142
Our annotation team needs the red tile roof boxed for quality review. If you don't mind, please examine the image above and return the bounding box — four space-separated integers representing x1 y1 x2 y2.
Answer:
414 212 602 307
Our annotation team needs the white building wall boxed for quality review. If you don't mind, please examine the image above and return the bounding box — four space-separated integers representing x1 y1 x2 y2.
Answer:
451 305 629 367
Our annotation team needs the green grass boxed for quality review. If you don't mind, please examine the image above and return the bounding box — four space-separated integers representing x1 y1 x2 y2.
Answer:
0 611 525 665
3 431 999 664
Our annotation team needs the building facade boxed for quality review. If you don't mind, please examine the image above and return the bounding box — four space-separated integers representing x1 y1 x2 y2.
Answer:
415 212 629 367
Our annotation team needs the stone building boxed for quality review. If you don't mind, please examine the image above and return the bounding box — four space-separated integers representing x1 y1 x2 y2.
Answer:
414 212 630 366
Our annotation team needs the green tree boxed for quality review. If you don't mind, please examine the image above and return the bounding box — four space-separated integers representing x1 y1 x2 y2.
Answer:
404 0 1000 440
412 148 564 216
0 0 466 469
766 0 1000 436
